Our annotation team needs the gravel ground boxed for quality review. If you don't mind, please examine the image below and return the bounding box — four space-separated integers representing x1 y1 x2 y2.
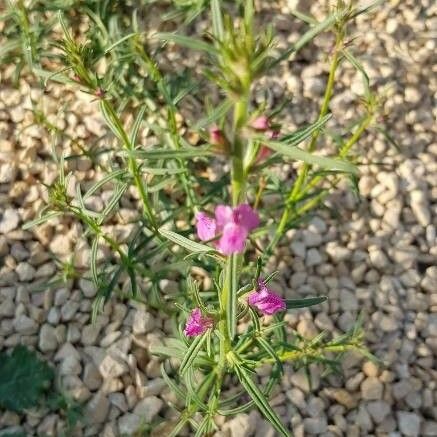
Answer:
0 0 436 436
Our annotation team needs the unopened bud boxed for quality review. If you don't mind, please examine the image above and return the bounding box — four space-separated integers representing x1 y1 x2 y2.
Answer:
209 125 226 147
250 115 270 131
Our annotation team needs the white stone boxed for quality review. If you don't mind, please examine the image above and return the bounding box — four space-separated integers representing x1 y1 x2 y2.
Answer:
0 163 17 183
410 190 431 226
0 209 20 234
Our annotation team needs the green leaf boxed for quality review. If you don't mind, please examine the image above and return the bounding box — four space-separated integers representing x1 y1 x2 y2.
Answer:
262 140 358 175
129 104 148 146
104 32 138 55
211 0 224 41
226 255 238 340
83 169 127 200
159 229 215 254
22 211 63 230
273 12 338 66
342 49 370 97
234 363 290 437
125 147 213 160
192 99 233 130
179 334 208 375
285 296 327 309
257 337 283 373
280 114 332 146
160 364 186 401
0 346 54 412
154 33 218 56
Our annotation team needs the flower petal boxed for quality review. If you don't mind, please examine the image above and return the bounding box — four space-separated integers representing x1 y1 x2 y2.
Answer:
217 222 247 255
233 204 260 231
195 212 216 241
215 205 233 230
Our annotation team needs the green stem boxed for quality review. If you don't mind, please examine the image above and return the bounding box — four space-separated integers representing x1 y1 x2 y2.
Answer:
266 31 344 255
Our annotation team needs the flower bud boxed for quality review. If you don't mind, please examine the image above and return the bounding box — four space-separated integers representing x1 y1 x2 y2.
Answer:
250 115 270 131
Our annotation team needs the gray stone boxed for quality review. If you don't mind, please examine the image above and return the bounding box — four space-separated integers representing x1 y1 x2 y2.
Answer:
0 298 15 317
132 310 155 335
361 377 383 400
86 392 110 424
61 300 79 321
13 314 38 334
118 413 141 435
83 362 102 391
397 411 421 437
99 354 129 379
133 396 163 422
339 289 358 311
367 400 391 424
15 263 36 282
59 355 82 376
423 421 437 436
306 248 322 267
39 324 58 352
303 416 327 434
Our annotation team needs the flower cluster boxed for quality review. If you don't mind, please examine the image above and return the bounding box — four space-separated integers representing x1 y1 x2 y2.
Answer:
195 204 260 255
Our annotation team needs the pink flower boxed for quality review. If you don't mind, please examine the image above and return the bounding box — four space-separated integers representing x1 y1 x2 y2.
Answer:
248 279 285 315
195 212 216 241
184 308 213 337
250 115 270 131
195 204 260 255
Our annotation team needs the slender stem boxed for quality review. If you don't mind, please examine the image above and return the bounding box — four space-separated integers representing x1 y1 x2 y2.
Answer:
266 31 344 255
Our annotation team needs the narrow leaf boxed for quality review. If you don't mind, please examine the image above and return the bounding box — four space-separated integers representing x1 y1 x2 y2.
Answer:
154 32 218 56
159 229 214 254
180 334 208 375
211 0 224 41
235 364 290 437
104 32 138 55
273 12 337 66
280 114 332 146
285 296 327 309
125 147 213 160
263 140 358 174
226 255 238 340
